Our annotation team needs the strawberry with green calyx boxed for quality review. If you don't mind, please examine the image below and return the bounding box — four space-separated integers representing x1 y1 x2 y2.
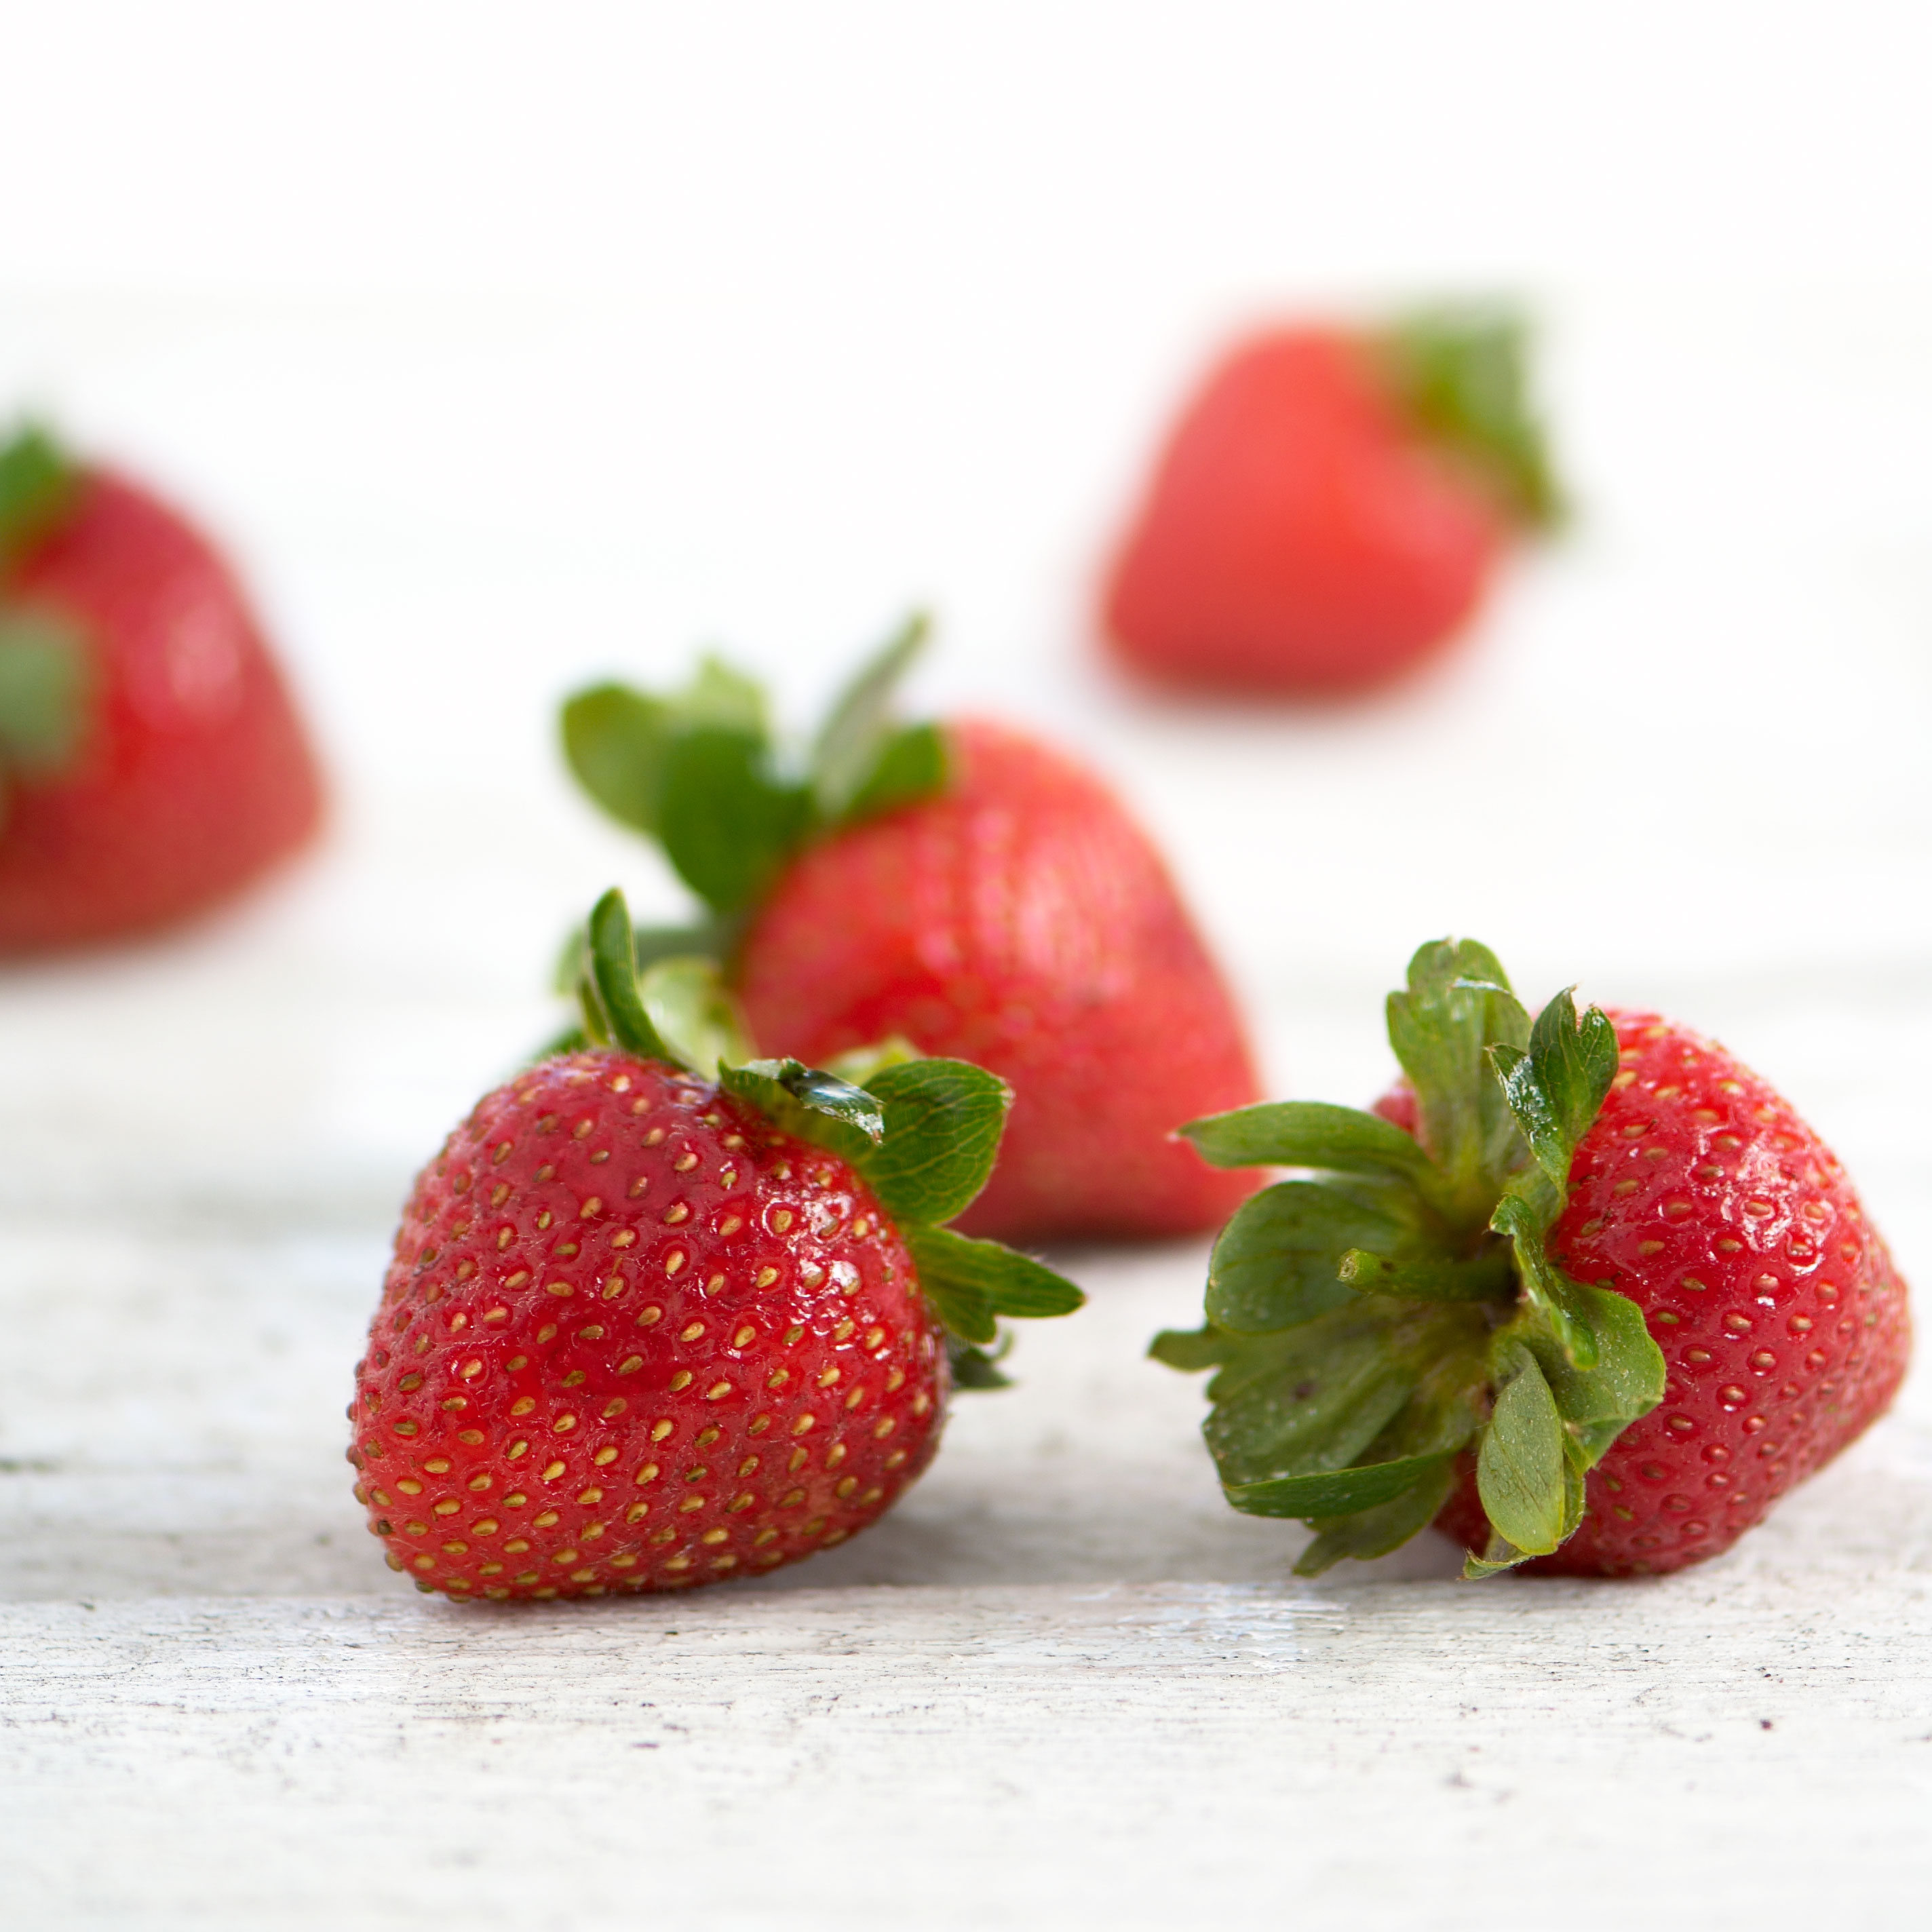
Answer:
560 619 1262 1244
352 888 1082 1600
0 423 322 949
1104 309 1562 695
1158 941 1911 1579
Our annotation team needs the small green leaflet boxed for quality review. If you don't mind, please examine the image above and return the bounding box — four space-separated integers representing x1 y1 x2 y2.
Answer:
852 1058 1009 1227
637 956 756 1073
1226 1451 1454 1522
560 685 672 836
1296 1458 1456 1576
843 721 946 825
657 727 811 918
0 425 78 567
1475 1347 1568 1558
906 1224 1085 1345
579 889 674 1063
1180 1099 1435 1187
0 611 89 773
811 611 929 819
720 1057 885 1153
1204 1180 1406 1334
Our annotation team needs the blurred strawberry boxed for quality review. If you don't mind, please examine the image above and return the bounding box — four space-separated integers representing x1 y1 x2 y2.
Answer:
1103 312 1560 693
560 619 1261 1243
0 424 322 949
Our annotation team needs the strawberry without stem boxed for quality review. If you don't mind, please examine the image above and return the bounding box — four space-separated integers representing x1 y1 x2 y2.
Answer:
1104 313 1560 695
0 426 321 948
560 619 1260 1243
1156 942 1909 1578
351 889 1083 1600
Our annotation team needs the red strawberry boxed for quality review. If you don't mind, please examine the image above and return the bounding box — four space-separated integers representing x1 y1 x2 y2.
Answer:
1103 314 1560 694
1157 941 1910 1579
351 889 1083 1600
0 425 322 949
560 620 1261 1244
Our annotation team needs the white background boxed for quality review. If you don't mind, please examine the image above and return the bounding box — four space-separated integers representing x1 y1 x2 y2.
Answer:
3 7 1931 1927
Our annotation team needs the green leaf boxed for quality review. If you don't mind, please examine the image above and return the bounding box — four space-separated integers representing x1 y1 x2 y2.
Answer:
852 1058 1010 1227
1226 1451 1453 1522
1202 1312 1417 1489
843 721 948 825
678 655 769 735
1490 1190 1598 1370
719 1057 885 1155
0 425 79 567
907 1224 1082 1346
0 611 89 773
1148 1324 1237 1373
1380 307 1563 530
1337 1244 1515 1303
1204 1180 1408 1334
1494 989 1617 1191
579 889 674 1064
1475 1347 1568 1557
1180 1100 1435 1184
946 1332 1012 1391
1294 1456 1456 1574
823 1036 923 1087
1526 1282 1666 1450
1385 939 1530 1224
656 727 812 917
637 956 756 1073
811 611 929 819
560 684 672 836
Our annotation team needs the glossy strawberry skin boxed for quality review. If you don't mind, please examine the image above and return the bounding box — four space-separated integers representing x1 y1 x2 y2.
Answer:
1431 1012 1911 1576
734 718 1262 1245
0 469 322 950
351 1050 946 1600
1104 328 1504 694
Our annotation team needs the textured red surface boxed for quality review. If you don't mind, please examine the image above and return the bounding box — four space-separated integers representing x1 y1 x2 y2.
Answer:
0 469 322 949
351 1051 946 1600
1433 1011 1912 1576
736 718 1261 1244
1104 327 1503 693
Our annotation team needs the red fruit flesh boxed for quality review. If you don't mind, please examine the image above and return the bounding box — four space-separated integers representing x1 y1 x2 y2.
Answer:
352 1051 946 1600
735 718 1261 1245
1104 328 1504 693
0 469 322 949
1433 1012 1911 1577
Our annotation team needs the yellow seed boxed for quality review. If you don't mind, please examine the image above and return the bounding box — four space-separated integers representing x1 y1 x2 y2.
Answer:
680 1321 706 1341
701 1528 729 1545
553 1414 577 1433
580 1197 602 1218
756 1267 779 1288
826 1444 846 1469
413 1556 436 1572
507 1440 528 1460
845 1388 865 1410
396 1479 423 1496
665 1251 687 1275
627 1503 651 1523
634 1463 660 1485
474 1518 499 1536
733 1326 756 1348
545 1281 573 1298
788 1448 809 1471
818 1366 841 1387
792 1414 816 1435
767 1369 790 1389
874 1417 895 1439
836 1477 857 1499
542 1460 566 1481
467 1473 492 1492
510 1397 535 1416
617 1355 644 1376
705 1381 732 1401
754 1528 778 1547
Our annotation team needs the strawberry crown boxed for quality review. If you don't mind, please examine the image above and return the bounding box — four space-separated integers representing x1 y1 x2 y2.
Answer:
560 615 946 962
573 886 1083 1389
1374 308 1564 531
1155 940 1665 1578
0 424 90 798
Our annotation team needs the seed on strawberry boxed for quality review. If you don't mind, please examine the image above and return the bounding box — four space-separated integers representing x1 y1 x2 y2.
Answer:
353 888 1083 1600
559 616 1261 1243
1156 940 1910 1579
1102 311 1561 694
0 422 322 948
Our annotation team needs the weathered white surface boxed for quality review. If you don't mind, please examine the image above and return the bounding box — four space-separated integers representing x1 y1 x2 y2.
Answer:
6 12 1932 1924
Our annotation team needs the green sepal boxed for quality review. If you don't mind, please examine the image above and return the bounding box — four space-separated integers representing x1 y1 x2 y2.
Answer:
1493 989 1617 1193
579 890 675 1063
847 1058 1009 1228
0 610 90 775
1204 1180 1409 1334
1226 1451 1454 1522
843 720 947 825
1378 307 1563 530
810 611 931 820
559 684 673 836
1475 1345 1568 1558
946 1331 1013 1391
905 1224 1083 1328
657 727 811 918
718 1056 885 1155
1179 1100 1435 1189
1146 1324 1237 1374
637 956 756 1074
0 425 79 568
1296 1457 1456 1576
1338 1244 1514 1303
823 1035 923 1087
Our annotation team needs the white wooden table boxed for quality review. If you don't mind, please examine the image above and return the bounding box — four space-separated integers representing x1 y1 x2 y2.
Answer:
5 14 1932 1912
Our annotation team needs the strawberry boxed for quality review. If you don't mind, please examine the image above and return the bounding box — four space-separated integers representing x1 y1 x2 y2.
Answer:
1102 312 1561 693
560 619 1261 1243
1156 941 1910 1578
351 888 1083 1600
0 424 322 949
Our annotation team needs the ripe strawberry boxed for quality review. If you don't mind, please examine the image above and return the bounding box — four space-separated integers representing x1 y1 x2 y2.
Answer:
0 424 322 949
351 889 1083 1600
1157 941 1910 1579
1102 313 1560 694
560 619 1261 1244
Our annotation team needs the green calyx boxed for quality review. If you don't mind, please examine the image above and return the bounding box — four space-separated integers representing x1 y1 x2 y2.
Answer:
571 888 1082 1387
0 426 90 805
560 613 948 956
1375 309 1564 532
1155 940 1664 1579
